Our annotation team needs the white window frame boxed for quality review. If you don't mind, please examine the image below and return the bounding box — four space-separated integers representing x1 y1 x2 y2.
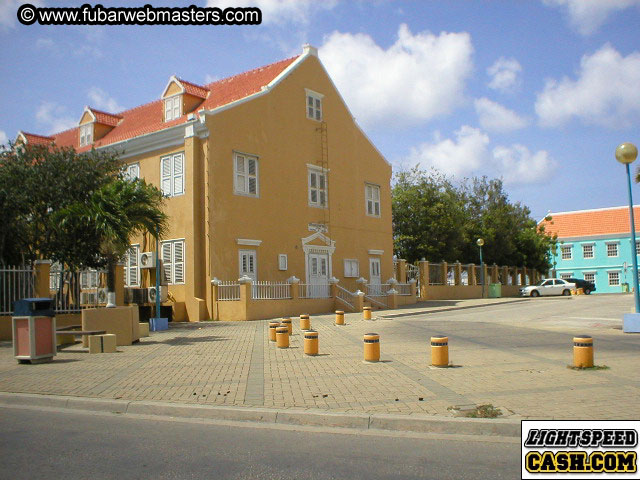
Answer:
344 259 359 278
308 166 328 208
161 239 185 285
560 244 573 260
559 272 573 280
79 123 93 147
608 270 620 286
278 254 288 271
583 272 596 285
233 152 259 197
606 242 619 258
582 243 594 259
164 94 182 122
365 183 381 217
124 162 140 181
160 153 184 197
305 89 323 121
80 269 99 289
239 249 257 280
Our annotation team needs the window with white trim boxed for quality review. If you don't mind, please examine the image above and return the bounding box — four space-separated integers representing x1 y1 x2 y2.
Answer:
278 254 288 271
80 269 99 289
160 153 184 197
582 244 594 259
234 153 258 196
560 245 572 260
161 239 185 285
636 240 640 256
308 168 327 207
239 250 257 280
344 259 359 278
606 243 619 257
164 95 181 122
583 272 595 284
365 184 381 217
608 271 620 286
306 90 322 121
124 244 140 287
123 163 140 181
559 273 573 280
79 124 93 147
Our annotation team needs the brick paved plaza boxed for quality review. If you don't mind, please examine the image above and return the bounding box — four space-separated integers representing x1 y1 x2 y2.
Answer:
1 295 639 421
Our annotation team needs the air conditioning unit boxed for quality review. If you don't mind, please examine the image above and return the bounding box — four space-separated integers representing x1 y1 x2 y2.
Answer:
80 292 97 305
125 287 148 304
97 288 108 304
148 286 168 303
139 252 157 269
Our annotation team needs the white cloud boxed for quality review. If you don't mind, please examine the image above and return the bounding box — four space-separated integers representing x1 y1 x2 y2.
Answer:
36 102 76 134
474 98 529 132
535 44 640 128
487 57 522 93
87 87 124 113
492 144 555 185
320 24 474 129
405 126 554 185
207 0 337 25
0 0 43 31
0 130 8 146
543 0 640 36
35 37 56 50
407 126 490 177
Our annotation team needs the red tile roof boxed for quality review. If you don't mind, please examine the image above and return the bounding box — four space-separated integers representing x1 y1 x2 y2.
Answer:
540 206 640 238
26 55 299 151
20 132 55 146
88 108 122 127
176 78 208 99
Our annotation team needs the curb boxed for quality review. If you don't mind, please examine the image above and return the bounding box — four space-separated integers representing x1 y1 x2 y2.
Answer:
0 392 521 438
378 298 531 319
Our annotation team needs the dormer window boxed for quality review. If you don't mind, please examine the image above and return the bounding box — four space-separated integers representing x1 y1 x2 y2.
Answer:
164 95 182 122
79 124 93 147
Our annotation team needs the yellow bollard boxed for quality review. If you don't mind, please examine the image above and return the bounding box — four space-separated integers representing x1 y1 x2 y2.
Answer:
268 321 280 342
430 335 449 367
300 315 311 331
573 335 594 368
363 306 372 320
281 318 292 335
276 326 289 348
335 310 344 325
363 333 380 362
304 330 318 356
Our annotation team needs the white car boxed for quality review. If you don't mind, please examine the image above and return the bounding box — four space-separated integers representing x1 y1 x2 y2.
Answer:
519 278 576 297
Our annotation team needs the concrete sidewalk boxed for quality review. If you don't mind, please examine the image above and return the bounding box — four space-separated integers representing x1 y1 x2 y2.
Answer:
0 296 638 436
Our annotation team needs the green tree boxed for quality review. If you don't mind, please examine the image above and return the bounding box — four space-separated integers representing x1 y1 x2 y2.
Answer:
392 168 467 263
55 178 168 306
0 142 122 268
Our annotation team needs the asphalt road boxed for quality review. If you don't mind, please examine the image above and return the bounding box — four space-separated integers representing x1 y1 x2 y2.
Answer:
0 406 520 480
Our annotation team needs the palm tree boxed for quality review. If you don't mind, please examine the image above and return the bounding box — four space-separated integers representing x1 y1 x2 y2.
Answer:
57 178 168 307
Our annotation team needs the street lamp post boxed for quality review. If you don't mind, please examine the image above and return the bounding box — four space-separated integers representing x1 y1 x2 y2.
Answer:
616 142 640 332
477 238 485 298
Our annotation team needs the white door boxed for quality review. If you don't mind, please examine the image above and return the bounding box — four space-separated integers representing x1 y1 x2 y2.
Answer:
308 253 329 297
239 250 257 281
369 258 382 295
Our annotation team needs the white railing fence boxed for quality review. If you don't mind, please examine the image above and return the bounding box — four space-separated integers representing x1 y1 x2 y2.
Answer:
336 285 356 309
299 283 331 299
217 281 240 301
396 283 411 296
366 283 389 297
0 265 35 315
252 281 291 300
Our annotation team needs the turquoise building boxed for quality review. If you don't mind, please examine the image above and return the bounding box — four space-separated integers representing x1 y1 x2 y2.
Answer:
540 206 640 294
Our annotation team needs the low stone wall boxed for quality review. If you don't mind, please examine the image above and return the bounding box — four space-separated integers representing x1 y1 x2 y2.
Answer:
421 284 520 300
0 313 81 341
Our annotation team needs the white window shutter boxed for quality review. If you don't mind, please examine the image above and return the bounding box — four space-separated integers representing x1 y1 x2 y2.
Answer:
173 154 184 195
162 242 172 283
161 157 172 195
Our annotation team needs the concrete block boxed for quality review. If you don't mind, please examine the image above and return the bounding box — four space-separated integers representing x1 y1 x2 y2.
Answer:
101 334 117 353
139 322 150 337
88 335 102 354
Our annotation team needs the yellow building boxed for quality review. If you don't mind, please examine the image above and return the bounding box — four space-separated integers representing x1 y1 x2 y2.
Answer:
16 45 394 321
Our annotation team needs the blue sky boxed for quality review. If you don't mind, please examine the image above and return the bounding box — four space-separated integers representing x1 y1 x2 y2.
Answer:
2 0 640 221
